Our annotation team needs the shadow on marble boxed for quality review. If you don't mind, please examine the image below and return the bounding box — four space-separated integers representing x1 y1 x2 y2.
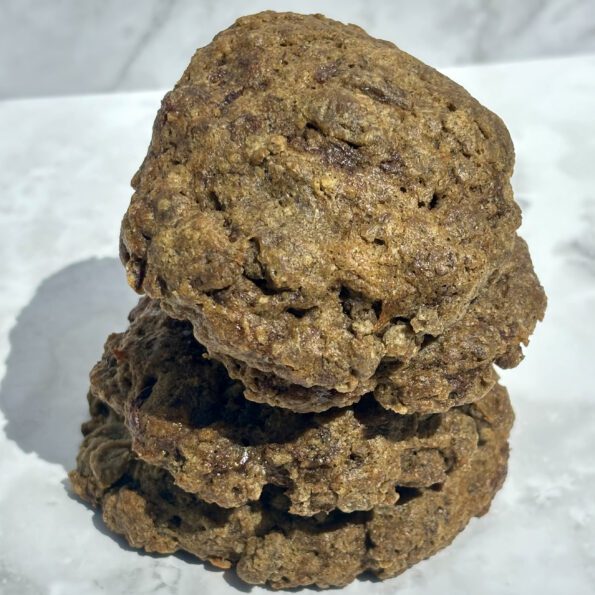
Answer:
0 257 137 469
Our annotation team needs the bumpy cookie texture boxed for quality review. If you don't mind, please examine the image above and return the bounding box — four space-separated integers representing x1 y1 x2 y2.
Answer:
92 298 492 515
70 383 513 589
120 11 521 397
195 235 545 413
373 235 546 413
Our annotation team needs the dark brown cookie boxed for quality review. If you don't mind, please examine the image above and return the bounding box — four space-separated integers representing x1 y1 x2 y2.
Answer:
70 383 513 589
91 298 493 514
120 11 521 397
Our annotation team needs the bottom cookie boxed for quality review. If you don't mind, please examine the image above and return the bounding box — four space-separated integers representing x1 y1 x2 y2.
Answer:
70 383 512 589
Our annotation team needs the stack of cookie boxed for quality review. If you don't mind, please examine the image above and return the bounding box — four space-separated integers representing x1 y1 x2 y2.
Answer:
70 12 546 589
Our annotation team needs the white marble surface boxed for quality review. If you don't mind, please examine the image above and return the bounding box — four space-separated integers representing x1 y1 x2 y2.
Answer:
2 0 595 99
0 55 594 594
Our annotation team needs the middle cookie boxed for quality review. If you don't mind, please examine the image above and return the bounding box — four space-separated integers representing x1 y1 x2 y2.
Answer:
92 298 498 516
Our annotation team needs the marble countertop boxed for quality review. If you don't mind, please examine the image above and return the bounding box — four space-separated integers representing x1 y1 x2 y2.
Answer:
0 55 594 594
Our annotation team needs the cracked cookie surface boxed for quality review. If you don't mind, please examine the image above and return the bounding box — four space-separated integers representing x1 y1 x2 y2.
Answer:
70 383 513 589
120 11 522 397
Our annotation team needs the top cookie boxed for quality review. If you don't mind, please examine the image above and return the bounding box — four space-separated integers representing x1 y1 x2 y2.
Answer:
121 11 520 394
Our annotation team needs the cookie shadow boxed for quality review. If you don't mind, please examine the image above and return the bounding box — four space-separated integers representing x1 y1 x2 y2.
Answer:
0 257 137 470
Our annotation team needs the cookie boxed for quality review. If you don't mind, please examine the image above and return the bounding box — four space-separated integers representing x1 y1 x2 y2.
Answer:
120 11 521 398
70 383 512 589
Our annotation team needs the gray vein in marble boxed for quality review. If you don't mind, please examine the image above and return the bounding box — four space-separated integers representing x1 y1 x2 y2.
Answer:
515 196 532 211
109 0 178 91
561 202 595 278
